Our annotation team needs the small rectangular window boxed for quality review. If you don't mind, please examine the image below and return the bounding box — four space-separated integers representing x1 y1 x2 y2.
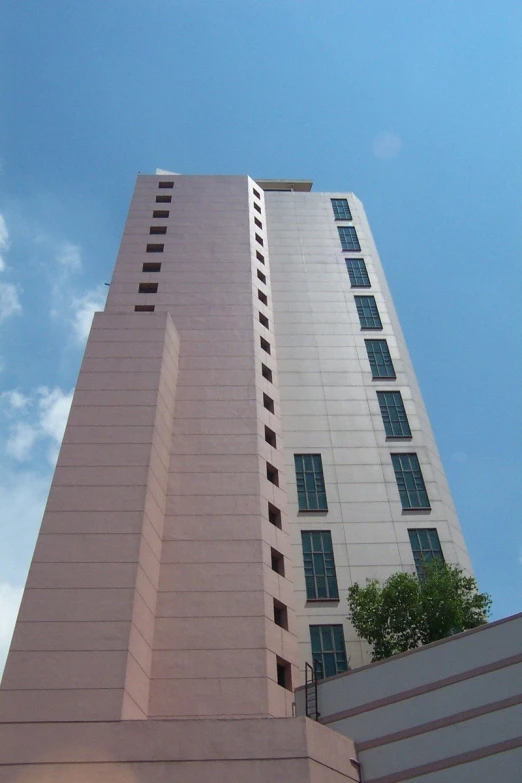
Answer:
259 312 269 329
346 258 371 288
256 251 265 265
253 188 261 199
294 454 327 512
265 426 277 448
134 304 155 312
392 454 431 510
355 295 382 329
138 282 158 294
302 531 339 600
261 363 273 382
155 195 172 203
149 226 167 235
408 529 444 579
310 625 348 679
142 262 161 272
255 233 264 246
146 243 164 253
263 393 274 413
255 217 263 229
260 336 271 354
257 269 266 284
276 657 292 690
152 210 169 218
158 181 174 189
254 202 262 214
338 226 361 252
266 462 279 486
365 339 395 379
377 391 411 438
331 198 352 221
273 599 288 630
271 548 285 576
268 503 282 528
258 290 268 305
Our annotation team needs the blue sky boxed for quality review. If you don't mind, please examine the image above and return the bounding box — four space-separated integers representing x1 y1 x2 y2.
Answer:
0 0 521 670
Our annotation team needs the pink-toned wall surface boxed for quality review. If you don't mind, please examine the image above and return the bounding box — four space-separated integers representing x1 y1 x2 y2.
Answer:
0 716 360 782
0 174 299 722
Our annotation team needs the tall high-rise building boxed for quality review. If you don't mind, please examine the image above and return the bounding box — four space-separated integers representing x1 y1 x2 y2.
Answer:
0 173 474 782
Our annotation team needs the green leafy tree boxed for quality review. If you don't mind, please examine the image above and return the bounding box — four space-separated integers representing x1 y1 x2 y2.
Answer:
347 561 492 661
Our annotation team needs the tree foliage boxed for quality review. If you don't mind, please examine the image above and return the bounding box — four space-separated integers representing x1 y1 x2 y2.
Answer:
347 561 492 661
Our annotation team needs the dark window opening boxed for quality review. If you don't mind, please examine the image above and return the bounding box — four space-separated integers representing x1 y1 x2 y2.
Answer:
134 304 155 312
152 210 169 218
265 426 277 448
271 548 285 576
268 503 282 529
149 226 167 235
146 243 164 253
254 202 262 214
261 363 273 382
260 336 271 354
257 269 266 284
138 282 158 294
263 393 275 413
276 658 292 690
259 312 269 329
158 181 174 189
253 188 261 199
155 195 172 203
255 233 264 246
256 251 265 265
258 290 268 305
266 462 279 486
255 217 263 229
274 599 289 630
142 262 162 272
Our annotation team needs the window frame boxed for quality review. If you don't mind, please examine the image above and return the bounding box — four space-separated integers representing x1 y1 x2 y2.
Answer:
365 339 396 379
301 531 339 601
338 225 361 252
408 528 444 578
391 453 431 510
310 624 348 679
377 391 412 438
355 295 382 330
346 258 371 288
294 454 328 512
331 198 352 221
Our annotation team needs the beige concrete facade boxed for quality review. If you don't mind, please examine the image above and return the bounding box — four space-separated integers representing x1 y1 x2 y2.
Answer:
295 613 522 782
0 173 476 780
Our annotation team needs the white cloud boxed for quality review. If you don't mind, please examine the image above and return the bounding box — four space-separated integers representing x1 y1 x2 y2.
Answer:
2 386 73 466
373 131 403 160
1 390 29 411
0 213 8 272
57 241 82 272
38 386 73 443
0 282 22 322
0 583 23 678
70 285 106 343
6 422 38 461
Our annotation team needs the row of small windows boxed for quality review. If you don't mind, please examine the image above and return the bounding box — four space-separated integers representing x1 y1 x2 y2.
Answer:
295 450 430 511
